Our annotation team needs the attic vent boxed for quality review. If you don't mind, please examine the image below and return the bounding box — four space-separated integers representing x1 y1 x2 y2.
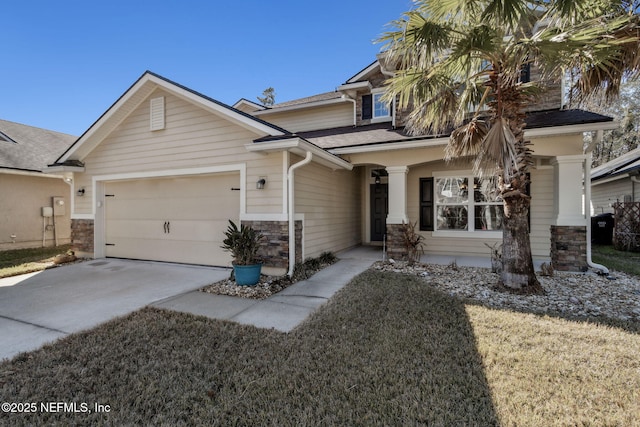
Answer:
150 96 165 131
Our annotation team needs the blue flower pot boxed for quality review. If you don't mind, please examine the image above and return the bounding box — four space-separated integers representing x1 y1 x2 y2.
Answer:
233 263 262 286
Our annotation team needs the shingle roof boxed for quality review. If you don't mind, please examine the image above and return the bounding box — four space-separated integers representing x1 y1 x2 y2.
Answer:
0 119 77 172
268 91 343 109
591 146 640 181
297 109 614 150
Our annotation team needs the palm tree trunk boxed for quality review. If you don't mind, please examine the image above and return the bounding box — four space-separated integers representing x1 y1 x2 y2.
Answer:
500 189 542 292
496 79 544 293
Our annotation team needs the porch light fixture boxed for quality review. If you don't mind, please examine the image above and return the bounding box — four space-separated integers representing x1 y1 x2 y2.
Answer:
256 178 266 190
77 187 86 196
375 176 381 185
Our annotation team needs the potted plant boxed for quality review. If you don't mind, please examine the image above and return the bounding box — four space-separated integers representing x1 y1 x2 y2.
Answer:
221 220 265 286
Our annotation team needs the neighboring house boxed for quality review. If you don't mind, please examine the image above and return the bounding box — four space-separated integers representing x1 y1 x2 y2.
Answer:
590 147 640 214
0 119 76 250
48 58 616 273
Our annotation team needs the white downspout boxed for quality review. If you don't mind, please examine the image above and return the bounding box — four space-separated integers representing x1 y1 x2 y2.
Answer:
342 95 356 127
585 130 609 274
287 151 313 277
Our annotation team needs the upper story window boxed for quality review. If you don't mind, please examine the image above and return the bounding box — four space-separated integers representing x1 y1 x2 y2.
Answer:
373 92 390 119
362 89 392 122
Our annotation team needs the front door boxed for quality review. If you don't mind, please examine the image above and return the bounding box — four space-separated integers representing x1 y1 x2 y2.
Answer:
370 184 388 241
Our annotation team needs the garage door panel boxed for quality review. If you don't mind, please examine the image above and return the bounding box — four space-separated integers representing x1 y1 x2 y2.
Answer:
104 172 239 267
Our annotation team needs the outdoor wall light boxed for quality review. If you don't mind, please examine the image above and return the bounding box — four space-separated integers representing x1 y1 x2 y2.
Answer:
374 176 381 185
256 178 266 190
77 187 86 196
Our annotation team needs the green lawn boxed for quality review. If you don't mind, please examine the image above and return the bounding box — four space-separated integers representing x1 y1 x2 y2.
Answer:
0 244 73 278
592 244 640 276
1 270 638 426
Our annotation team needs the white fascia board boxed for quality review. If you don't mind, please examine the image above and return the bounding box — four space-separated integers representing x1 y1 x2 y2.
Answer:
143 74 285 136
329 137 449 155
337 81 372 92
524 121 619 138
59 73 285 163
43 165 85 174
245 138 353 171
58 77 154 163
233 98 266 111
346 61 380 83
329 122 619 155
1 168 65 179
253 97 349 116
591 173 630 186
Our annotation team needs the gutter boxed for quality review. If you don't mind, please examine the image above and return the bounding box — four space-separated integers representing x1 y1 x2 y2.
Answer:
341 95 357 127
287 151 313 277
585 130 609 274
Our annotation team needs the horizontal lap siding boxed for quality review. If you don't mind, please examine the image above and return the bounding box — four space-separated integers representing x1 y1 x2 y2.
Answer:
295 162 362 258
529 168 553 259
591 179 633 214
407 161 552 259
74 89 283 215
263 103 353 133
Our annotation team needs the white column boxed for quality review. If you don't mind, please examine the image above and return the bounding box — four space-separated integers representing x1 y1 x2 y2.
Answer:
551 155 587 226
386 166 409 224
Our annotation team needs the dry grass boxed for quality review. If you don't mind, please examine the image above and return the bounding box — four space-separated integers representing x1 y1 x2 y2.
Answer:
0 244 73 278
1 270 638 426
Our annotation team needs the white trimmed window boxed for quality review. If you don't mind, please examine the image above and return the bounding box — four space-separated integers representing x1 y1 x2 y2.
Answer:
432 175 503 233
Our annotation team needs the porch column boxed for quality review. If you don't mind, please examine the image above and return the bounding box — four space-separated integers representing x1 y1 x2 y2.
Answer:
550 155 588 271
552 155 587 226
385 166 409 261
386 166 409 224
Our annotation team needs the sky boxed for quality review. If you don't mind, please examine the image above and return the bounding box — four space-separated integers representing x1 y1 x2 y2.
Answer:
2 0 415 137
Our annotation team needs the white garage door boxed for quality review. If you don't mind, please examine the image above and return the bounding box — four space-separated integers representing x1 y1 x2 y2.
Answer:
104 173 240 266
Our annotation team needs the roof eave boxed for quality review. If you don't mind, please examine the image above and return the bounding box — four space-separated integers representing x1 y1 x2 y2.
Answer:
245 138 353 171
254 97 349 116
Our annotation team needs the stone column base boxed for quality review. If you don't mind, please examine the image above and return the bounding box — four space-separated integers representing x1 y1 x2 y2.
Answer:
71 219 94 257
241 220 302 269
550 225 587 272
386 223 408 261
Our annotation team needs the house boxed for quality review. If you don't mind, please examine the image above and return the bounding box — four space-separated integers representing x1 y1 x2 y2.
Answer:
48 59 617 274
590 146 640 214
0 119 76 250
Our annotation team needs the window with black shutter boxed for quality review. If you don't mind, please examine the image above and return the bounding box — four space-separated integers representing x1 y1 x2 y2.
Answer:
362 94 372 120
420 178 434 231
520 62 531 83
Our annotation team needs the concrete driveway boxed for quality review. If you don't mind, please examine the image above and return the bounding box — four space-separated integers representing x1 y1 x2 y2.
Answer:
0 259 229 361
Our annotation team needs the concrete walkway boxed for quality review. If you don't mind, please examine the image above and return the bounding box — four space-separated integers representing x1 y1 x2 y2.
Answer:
153 246 383 332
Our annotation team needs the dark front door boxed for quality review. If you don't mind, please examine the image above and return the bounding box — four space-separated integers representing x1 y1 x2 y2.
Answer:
370 184 388 241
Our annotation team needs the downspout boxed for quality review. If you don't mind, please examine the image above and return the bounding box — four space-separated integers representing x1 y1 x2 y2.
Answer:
342 95 356 127
287 151 313 277
585 130 609 274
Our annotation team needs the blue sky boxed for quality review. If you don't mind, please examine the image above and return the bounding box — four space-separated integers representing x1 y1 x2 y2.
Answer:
2 1 414 136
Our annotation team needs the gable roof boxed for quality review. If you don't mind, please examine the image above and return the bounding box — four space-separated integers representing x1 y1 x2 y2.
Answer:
55 71 291 164
591 146 640 181
0 119 76 173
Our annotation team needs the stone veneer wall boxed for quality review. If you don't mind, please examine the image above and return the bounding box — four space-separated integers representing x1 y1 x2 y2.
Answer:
71 219 94 255
241 220 302 269
386 224 407 261
550 225 588 272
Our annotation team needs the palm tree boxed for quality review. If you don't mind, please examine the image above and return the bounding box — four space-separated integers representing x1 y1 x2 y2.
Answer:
379 0 640 292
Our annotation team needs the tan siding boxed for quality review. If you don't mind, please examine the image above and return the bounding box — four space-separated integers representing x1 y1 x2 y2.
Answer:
0 174 71 249
591 178 633 214
261 103 353 132
295 161 362 258
406 161 552 260
74 89 284 215
530 167 553 258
